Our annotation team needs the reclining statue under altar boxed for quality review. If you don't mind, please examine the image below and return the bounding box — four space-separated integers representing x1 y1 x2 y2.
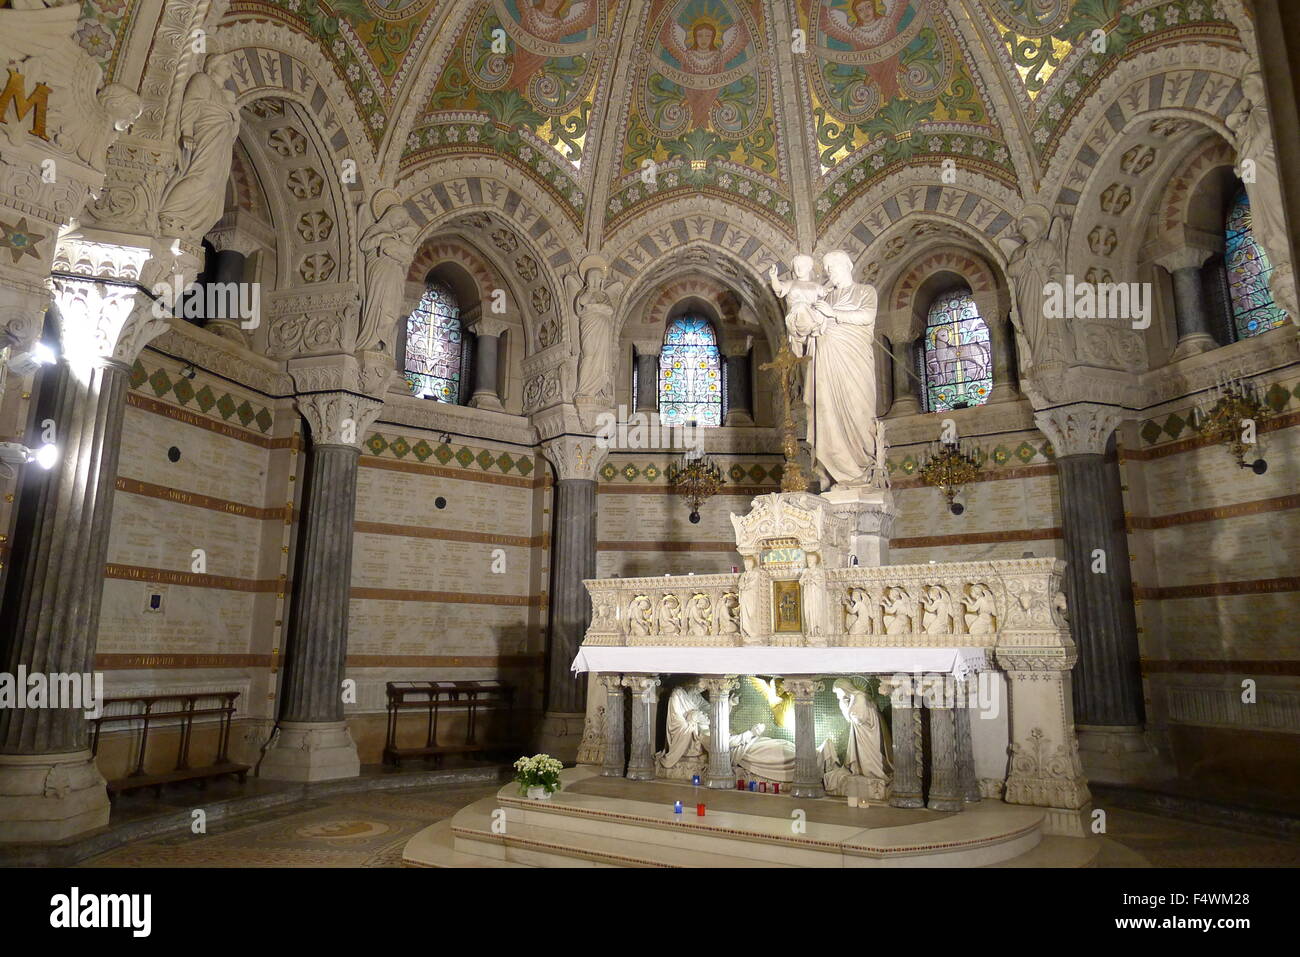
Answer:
658 680 797 782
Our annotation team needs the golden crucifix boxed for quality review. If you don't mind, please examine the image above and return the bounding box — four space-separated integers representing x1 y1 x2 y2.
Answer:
760 342 810 493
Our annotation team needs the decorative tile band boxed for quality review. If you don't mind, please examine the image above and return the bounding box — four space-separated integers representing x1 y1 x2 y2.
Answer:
1127 494 1300 531
95 654 275 670
1134 577 1300 600
891 462 1058 490
105 564 283 593
598 485 772 497
130 359 276 434
1136 379 1300 449
126 392 290 450
116 477 290 523
365 432 536 477
359 454 542 488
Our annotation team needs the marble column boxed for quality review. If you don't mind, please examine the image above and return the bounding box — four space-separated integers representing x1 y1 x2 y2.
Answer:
598 674 626 777
786 677 823 799
203 226 262 346
700 676 737 788
633 348 659 415
723 351 753 426
466 315 507 412
888 338 920 417
260 389 382 782
623 675 660 781
1035 405 1155 783
987 313 1019 403
0 238 168 842
1157 247 1218 359
924 677 963 811
954 678 981 804
883 676 923 808
538 436 609 761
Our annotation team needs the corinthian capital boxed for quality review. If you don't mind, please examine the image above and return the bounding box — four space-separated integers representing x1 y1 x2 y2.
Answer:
1034 403 1124 458
541 435 610 482
782 677 823 701
296 391 384 448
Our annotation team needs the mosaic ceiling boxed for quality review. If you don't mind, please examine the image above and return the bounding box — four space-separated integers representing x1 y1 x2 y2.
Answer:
89 0 1243 238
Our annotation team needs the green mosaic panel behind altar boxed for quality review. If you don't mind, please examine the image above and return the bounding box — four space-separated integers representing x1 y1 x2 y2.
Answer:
719 675 889 766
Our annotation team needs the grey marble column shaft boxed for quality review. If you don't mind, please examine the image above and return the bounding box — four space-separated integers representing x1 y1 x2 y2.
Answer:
634 351 659 414
987 314 1018 400
788 679 823 799
471 331 500 402
955 679 980 803
889 339 920 415
926 695 963 812
623 676 660 781
723 353 752 425
545 478 597 715
1170 265 1219 352
1056 452 1144 727
0 359 130 755
600 675 626 777
279 443 361 724
887 686 924 809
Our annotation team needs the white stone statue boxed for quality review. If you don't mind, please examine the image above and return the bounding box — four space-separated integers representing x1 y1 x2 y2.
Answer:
737 555 762 640
799 552 828 640
820 737 852 795
882 585 916 635
963 583 996 636
1002 205 1068 379
793 250 885 490
769 255 826 358
358 189 418 353
1226 71 1298 318
660 680 709 768
833 678 891 780
627 594 653 637
730 723 796 783
921 584 958 635
659 593 683 634
686 593 712 636
844 586 871 635
717 592 740 635
158 53 241 240
568 258 623 401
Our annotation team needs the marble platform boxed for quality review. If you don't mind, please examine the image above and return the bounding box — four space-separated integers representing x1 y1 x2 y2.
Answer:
403 766 1104 868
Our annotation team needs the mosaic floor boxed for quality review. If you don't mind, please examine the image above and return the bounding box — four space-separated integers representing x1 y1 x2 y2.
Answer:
76 780 1300 868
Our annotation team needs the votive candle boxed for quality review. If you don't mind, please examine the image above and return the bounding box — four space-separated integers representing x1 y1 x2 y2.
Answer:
674 800 683 814
697 803 706 816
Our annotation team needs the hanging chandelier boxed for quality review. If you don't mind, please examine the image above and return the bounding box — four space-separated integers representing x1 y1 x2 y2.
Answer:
917 436 981 515
1193 376 1271 474
667 451 724 524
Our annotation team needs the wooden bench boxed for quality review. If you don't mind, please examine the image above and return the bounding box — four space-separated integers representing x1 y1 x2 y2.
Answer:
382 680 516 768
89 692 250 798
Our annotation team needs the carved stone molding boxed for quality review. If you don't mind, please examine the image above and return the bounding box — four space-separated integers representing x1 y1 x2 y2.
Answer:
295 391 383 449
266 284 360 358
1033 403 1124 458
541 435 609 483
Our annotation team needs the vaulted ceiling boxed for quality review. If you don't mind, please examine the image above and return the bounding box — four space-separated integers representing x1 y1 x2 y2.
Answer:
89 0 1246 244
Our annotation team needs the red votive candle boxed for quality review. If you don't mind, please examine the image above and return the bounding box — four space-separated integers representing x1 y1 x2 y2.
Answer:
760 782 768 793
773 783 780 794
697 803 706 816
737 779 744 790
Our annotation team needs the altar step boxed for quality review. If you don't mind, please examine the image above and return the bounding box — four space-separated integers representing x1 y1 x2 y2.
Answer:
404 767 1103 868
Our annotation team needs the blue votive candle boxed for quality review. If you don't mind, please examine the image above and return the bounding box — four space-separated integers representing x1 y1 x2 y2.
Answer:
748 781 757 792
674 801 683 814
692 774 701 786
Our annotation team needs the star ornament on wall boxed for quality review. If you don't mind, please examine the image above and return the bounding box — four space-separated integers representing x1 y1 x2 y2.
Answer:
0 217 46 264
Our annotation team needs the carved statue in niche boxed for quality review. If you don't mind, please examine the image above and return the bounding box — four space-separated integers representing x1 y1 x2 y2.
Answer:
626 595 653 637
567 257 623 402
798 552 828 641
820 738 852 795
737 555 762 641
1226 71 1298 317
686 593 712 636
921 584 958 636
730 723 796 783
963 583 996 636
660 680 709 770
659 593 683 634
357 189 418 353
833 678 891 780
717 592 740 635
1002 205 1068 381
844 587 872 635
158 53 241 240
882 585 916 635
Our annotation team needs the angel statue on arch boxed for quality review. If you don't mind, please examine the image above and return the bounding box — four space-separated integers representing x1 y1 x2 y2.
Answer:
565 254 625 404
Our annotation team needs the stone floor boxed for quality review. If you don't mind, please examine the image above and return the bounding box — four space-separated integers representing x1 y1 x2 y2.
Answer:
72 781 1300 868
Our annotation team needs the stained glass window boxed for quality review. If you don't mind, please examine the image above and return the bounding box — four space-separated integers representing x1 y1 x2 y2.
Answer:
404 280 464 403
920 288 992 413
1224 186 1289 340
659 315 722 426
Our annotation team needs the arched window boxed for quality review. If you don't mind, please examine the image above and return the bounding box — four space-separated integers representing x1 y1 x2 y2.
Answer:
919 287 991 413
1224 185 1288 340
658 315 723 426
403 280 466 403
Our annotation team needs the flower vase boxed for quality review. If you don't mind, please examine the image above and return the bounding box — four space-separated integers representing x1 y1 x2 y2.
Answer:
526 786 551 801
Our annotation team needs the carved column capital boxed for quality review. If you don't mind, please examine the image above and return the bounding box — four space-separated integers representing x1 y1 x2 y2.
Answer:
698 676 738 697
596 673 625 692
1034 403 1124 458
542 435 610 482
621 674 661 699
465 314 510 339
783 677 823 701
295 391 384 449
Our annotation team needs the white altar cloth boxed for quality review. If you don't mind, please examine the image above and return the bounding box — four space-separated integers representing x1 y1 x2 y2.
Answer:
571 645 988 678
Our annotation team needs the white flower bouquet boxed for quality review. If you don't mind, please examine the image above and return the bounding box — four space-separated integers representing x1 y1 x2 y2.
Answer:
513 753 563 797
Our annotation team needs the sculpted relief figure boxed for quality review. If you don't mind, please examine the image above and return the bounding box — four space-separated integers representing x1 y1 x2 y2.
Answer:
833 678 891 780
882 585 916 635
963 583 996 636
844 587 871 635
659 593 683 634
921 584 959 636
799 552 828 640
1002 205 1068 386
769 255 826 358
626 594 653 637
686 593 712 636
1227 71 1298 318
737 555 763 641
158 53 241 240
717 592 740 635
568 258 623 402
660 680 709 769
788 250 886 490
358 190 418 353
